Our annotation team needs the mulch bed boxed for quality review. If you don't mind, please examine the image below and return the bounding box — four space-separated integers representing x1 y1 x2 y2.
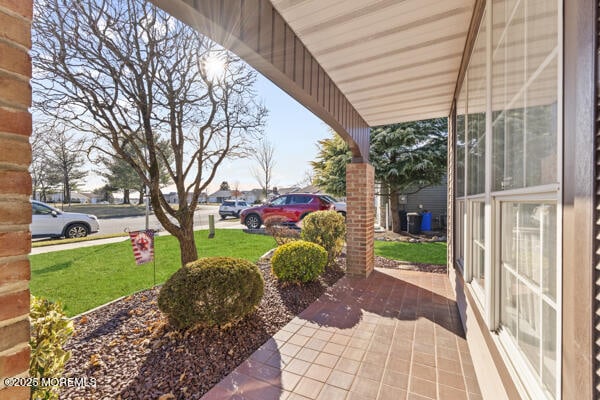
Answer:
61 255 446 399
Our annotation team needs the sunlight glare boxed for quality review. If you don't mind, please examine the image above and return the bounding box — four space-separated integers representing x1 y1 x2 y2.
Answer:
202 54 226 82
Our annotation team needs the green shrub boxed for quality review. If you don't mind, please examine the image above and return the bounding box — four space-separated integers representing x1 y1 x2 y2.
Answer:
271 240 327 283
30 296 74 400
301 210 346 265
265 216 301 245
158 257 264 329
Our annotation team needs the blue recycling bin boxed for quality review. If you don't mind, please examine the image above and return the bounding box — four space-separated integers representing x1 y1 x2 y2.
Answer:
421 212 432 231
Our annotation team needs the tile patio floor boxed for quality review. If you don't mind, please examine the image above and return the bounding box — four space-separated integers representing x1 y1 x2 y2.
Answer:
202 268 483 400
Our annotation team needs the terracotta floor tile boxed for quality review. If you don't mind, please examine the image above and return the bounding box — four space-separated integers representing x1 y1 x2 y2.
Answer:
335 357 361 375
341 346 365 362
304 363 332 382
316 384 348 400
305 338 327 352
280 343 302 358
413 351 436 367
411 363 436 382
314 352 339 368
330 333 351 346
437 370 465 390
436 356 461 373
362 350 388 366
322 342 345 356
285 358 311 376
294 376 324 399
288 334 310 347
410 376 437 399
357 362 385 382
387 356 411 374
201 268 487 400
382 369 409 389
326 370 355 390
297 326 318 337
280 371 302 392
350 376 380 399
378 384 408 400
296 347 319 363
438 383 468 400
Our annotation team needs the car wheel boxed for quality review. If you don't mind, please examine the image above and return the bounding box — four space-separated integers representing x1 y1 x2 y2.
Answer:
235 211 240 218
245 214 261 229
66 223 88 238
219 214 226 220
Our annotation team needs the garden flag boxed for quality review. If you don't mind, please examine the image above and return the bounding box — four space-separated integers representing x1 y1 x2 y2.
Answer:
129 230 155 265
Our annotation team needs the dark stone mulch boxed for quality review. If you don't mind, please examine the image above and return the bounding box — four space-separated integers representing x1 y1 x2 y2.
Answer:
61 260 345 400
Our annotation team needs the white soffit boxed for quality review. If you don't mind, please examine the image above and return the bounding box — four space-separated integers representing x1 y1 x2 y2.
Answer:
271 0 475 126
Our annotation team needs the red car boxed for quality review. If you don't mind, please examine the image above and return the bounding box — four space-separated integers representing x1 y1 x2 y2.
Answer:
240 194 334 229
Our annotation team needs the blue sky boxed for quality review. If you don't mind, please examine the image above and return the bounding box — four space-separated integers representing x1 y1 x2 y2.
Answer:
83 73 332 194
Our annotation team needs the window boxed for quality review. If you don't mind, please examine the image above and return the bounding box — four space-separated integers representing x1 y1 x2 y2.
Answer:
471 201 485 292
455 200 465 267
467 13 486 196
32 203 54 215
500 202 557 397
290 195 312 204
270 196 287 206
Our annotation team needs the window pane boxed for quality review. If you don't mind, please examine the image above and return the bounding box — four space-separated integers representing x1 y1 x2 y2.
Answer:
500 200 557 398
456 86 466 198
525 58 558 187
542 301 556 395
467 14 486 196
501 268 517 336
518 284 540 374
471 202 485 287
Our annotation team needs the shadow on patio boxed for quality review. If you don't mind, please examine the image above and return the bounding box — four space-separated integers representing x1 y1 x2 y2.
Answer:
202 268 483 400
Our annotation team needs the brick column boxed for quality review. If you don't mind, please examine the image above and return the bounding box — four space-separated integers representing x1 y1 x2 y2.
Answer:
346 162 374 277
0 1 32 399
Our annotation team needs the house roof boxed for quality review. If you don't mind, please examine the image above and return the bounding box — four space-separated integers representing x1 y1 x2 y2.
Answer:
271 0 475 126
207 190 231 198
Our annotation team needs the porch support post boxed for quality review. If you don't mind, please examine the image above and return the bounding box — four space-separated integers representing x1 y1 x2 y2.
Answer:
345 162 375 277
0 1 33 400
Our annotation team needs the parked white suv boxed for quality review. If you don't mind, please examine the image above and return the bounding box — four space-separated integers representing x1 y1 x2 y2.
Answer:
219 199 250 219
320 195 347 216
31 200 100 238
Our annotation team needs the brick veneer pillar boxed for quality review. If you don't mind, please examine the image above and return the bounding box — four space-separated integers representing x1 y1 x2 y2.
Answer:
346 162 375 277
0 1 32 399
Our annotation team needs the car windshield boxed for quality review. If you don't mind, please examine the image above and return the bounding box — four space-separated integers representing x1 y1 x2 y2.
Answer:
222 201 235 206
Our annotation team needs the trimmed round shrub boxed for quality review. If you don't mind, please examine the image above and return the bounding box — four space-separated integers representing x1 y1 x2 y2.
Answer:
271 240 327 283
158 257 264 329
301 210 346 265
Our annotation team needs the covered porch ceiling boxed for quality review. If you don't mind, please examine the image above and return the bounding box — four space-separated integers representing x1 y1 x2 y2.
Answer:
271 0 476 126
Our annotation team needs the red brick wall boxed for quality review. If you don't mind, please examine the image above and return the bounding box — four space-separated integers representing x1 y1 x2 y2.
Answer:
346 163 375 277
0 0 32 399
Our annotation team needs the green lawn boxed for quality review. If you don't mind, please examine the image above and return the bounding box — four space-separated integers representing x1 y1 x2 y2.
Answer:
374 241 447 266
29 230 276 316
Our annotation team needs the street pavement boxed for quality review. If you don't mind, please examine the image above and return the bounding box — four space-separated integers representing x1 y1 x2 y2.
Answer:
31 205 246 254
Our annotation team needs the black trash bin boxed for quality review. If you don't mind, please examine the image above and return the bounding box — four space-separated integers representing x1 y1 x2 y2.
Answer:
399 210 408 232
407 212 422 234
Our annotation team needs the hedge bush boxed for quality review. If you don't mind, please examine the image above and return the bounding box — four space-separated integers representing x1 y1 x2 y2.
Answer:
30 296 74 400
158 257 264 329
301 210 346 265
265 216 301 245
271 240 327 283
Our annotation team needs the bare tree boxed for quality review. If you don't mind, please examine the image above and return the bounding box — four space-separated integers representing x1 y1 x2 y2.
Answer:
252 139 276 198
32 0 267 265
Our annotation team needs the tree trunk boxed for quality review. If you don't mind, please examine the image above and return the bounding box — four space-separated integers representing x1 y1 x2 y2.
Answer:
177 215 198 266
123 189 130 204
138 186 144 205
390 190 401 233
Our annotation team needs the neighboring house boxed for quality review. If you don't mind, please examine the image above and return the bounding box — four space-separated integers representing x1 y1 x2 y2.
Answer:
240 189 263 204
81 192 105 204
207 190 231 203
42 191 90 204
377 177 448 230
165 191 207 204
